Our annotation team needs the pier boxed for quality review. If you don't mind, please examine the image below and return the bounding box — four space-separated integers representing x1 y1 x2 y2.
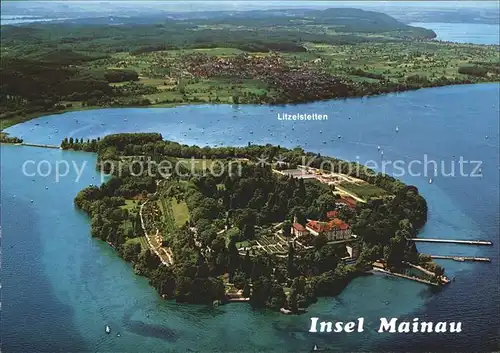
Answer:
17 143 61 149
408 238 493 246
429 255 491 262
372 267 441 286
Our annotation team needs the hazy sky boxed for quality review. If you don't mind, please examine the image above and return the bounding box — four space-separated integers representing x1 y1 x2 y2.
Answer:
2 1 499 20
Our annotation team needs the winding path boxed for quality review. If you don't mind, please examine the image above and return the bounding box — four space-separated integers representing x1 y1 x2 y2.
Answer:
139 200 173 266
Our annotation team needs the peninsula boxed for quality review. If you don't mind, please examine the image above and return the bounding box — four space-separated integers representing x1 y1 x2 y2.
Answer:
65 133 447 313
1 8 499 128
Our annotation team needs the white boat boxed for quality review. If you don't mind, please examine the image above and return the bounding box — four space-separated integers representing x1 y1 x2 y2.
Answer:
105 325 111 334
396 127 399 132
429 178 433 184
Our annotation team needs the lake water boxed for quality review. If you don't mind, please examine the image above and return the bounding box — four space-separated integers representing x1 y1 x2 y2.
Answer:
2 82 499 352
410 22 500 45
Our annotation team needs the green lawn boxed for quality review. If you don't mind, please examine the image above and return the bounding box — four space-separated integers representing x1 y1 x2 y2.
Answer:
171 199 189 227
121 199 139 212
339 182 388 200
124 236 149 250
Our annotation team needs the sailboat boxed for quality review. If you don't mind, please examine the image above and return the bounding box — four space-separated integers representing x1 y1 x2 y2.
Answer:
105 325 111 334
429 178 433 184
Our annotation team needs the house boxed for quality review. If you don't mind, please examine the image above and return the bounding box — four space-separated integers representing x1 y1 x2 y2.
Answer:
292 223 309 237
306 220 332 237
328 218 352 241
306 218 352 241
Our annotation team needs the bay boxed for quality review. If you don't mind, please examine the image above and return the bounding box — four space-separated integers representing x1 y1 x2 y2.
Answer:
410 22 500 45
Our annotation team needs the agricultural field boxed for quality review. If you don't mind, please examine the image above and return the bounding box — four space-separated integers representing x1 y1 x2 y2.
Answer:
2 8 499 128
303 41 500 82
82 41 499 106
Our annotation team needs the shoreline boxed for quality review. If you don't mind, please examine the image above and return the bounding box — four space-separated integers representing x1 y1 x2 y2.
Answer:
2 81 498 131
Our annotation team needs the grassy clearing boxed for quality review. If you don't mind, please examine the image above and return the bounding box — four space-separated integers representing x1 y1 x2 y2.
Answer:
121 199 139 212
124 236 149 250
171 199 189 227
158 197 176 236
339 182 388 200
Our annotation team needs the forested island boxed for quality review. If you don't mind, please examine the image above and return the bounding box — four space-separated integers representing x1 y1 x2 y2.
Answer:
66 133 446 313
1 7 499 128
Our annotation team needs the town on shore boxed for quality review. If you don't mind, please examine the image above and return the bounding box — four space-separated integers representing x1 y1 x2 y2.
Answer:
1 7 499 129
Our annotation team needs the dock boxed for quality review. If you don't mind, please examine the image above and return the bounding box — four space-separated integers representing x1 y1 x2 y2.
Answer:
429 255 491 262
17 143 61 149
408 238 493 246
372 267 440 286
226 297 250 302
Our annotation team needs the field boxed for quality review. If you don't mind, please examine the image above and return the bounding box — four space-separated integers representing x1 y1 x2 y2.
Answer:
81 41 499 107
157 180 191 237
338 182 388 200
123 236 149 251
121 199 140 212
303 41 499 82
171 199 190 227
1 9 499 128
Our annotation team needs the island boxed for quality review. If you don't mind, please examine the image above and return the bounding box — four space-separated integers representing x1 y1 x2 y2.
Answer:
2 8 499 128
64 133 447 313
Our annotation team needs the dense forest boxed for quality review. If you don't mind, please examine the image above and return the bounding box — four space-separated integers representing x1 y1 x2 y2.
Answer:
69 133 433 311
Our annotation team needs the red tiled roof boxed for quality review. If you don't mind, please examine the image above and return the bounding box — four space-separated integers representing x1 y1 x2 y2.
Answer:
329 218 350 231
307 219 350 233
306 220 330 233
327 210 338 219
293 223 306 232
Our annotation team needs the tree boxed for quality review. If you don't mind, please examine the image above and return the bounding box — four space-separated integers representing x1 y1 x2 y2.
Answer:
282 220 292 237
434 264 445 277
287 242 296 278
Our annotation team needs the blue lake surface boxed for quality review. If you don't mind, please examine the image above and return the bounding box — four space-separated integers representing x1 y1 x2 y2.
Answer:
411 22 500 45
1 83 499 352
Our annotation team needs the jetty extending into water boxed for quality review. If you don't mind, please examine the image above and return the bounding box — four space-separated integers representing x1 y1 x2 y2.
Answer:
372 267 441 287
429 255 491 262
16 142 61 149
408 238 493 246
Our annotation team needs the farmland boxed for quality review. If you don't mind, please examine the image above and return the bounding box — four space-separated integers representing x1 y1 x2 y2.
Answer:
1 8 499 128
